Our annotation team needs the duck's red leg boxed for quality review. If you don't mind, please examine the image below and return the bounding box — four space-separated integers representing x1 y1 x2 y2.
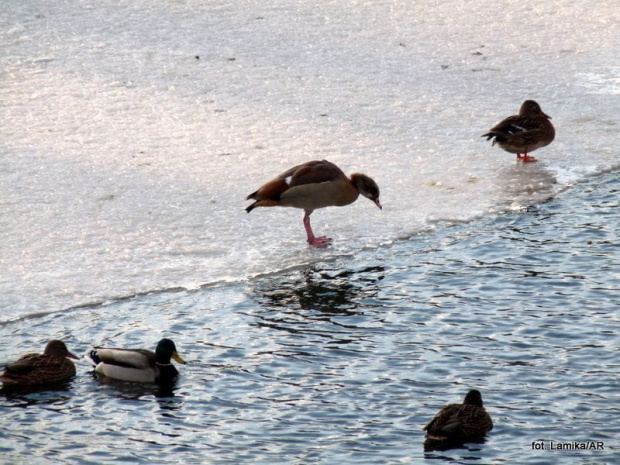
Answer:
303 213 332 247
520 150 537 163
516 152 537 163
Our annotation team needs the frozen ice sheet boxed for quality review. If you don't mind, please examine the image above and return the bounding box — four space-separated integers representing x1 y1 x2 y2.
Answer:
1 0 618 320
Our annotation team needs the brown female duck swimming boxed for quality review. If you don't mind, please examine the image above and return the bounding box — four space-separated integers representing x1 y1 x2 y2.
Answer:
0 340 78 387
424 389 493 450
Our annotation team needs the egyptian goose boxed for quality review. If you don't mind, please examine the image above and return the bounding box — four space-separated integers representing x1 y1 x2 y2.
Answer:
482 100 555 162
245 159 382 247
0 340 78 388
423 389 493 450
85 338 186 385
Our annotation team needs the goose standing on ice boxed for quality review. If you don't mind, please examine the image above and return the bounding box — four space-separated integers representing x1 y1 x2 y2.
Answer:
245 159 382 247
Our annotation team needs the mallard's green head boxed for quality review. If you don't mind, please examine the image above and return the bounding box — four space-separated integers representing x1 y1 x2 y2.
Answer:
155 338 186 365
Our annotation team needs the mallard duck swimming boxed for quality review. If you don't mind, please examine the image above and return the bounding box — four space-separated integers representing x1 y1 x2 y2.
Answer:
85 338 186 385
424 389 493 450
482 100 555 162
0 340 78 387
246 159 382 247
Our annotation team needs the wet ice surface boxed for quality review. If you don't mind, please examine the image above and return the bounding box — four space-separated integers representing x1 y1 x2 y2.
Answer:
0 173 618 464
1 0 619 320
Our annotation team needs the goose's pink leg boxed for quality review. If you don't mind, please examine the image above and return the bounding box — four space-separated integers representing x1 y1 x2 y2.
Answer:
303 213 332 247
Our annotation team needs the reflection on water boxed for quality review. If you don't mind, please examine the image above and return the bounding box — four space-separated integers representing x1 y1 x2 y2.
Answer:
88 372 183 401
0 173 618 463
157 394 184 414
248 265 387 352
424 437 487 453
251 265 385 314
1 382 75 408
497 161 559 208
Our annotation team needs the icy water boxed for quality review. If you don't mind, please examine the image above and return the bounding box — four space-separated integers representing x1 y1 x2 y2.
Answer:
1 171 618 464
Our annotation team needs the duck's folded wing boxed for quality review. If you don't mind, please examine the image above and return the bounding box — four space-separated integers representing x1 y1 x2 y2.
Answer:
438 412 464 435
483 116 526 139
423 404 459 433
440 404 493 437
502 124 546 146
4 355 38 374
461 407 494 434
95 348 153 369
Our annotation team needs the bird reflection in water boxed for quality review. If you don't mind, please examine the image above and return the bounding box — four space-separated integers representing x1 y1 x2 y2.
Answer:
249 263 386 350
89 373 183 404
252 264 385 315
497 160 558 207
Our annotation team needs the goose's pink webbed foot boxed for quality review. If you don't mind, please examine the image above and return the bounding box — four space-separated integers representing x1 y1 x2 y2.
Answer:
303 214 332 248
308 236 332 247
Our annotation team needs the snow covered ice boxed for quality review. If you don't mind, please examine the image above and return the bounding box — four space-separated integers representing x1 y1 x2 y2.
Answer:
1 0 618 321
